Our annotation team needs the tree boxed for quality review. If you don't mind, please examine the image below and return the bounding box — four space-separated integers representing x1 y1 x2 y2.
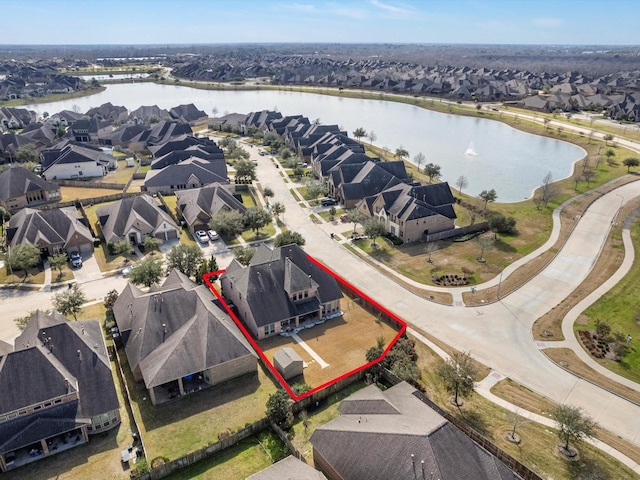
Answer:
16 144 38 163
128 257 164 287
142 236 162 253
197 255 219 284
394 146 409 161
274 231 306 248
488 213 516 238
436 351 477 407
0 205 10 222
272 201 285 222
477 235 495 262
425 242 439 263
53 284 87 320
413 152 426 170
455 175 468 195
209 210 245 237
550 404 597 455
367 131 377 146
235 159 256 184
166 243 204 278
623 157 640 173
234 246 255 266
387 336 420 383
346 209 365 234
423 162 441 183
266 390 294 430
291 383 312 396
113 240 134 264
262 186 274 205
364 218 386 247
104 289 119 311
47 252 68 280
352 127 366 141
244 207 272 235
479 188 498 212
56 124 66 138
305 179 328 202
605 148 616 166
328 206 336 220
603 134 613 146
536 172 559 209
7 243 40 279
583 168 595 187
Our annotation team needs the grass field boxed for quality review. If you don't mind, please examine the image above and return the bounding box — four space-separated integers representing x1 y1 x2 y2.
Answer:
119 350 279 461
101 159 135 184
59 186 122 203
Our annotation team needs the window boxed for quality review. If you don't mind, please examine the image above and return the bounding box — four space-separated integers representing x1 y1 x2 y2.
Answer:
304 291 309 298
263 324 275 336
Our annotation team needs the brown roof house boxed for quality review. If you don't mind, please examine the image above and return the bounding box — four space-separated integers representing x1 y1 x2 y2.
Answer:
96 194 180 245
220 244 343 340
6 206 94 256
113 269 258 405
311 382 523 480
357 182 457 243
0 311 120 473
0 165 60 212
175 183 247 233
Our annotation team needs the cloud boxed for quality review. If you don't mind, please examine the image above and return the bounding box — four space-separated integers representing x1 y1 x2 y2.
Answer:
329 5 367 19
290 3 316 13
533 17 563 28
370 0 415 17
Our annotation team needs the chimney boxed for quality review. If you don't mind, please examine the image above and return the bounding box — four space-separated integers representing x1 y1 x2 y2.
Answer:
162 323 167 342
77 350 82 362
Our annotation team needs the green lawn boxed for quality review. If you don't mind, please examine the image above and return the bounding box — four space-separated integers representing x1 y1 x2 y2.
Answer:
161 435 278 480
101 159 135 184
579 222 640 383
316 208 344 222
119 350 279 461
241 224 276 242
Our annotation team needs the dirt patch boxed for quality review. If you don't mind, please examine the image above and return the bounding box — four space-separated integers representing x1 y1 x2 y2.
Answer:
258 300 398 390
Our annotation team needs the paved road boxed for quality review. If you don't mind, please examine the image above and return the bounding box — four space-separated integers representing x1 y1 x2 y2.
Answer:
252 147 640 446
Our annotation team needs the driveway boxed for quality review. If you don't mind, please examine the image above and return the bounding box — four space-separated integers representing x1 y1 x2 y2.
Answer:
70 252 102 283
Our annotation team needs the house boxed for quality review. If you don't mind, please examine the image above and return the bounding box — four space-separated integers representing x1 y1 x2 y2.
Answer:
220 244 343 340
273 347 303 380
150 143 225 170
142 157 228 195
169 103 208 126
310 382 522 480
0 311 120 473
147 134 211 158
112 269 258 405
0 165 61 211
40 140 116 180
328 160 410 208
357 182 457 243
96 194 180 245
247 455 326 480
128 105 170 125
6 206 94 256
175 183 247 232
242 110 283 133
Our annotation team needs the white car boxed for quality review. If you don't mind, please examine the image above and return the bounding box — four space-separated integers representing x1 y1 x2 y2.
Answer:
207 230 219 241
195 230 209 244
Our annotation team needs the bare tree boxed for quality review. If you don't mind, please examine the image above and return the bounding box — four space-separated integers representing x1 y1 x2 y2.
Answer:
425 242 439 263
537 172 559 208
413 152 426 170
367 131 377 146
455 175 468 195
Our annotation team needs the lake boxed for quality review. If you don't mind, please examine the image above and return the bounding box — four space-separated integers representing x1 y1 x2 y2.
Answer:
21 83 585 202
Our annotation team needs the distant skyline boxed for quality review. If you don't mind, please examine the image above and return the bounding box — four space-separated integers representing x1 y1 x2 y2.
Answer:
2 0 640 46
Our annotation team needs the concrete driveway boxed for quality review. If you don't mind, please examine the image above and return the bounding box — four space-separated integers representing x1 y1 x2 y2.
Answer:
70 252 102 283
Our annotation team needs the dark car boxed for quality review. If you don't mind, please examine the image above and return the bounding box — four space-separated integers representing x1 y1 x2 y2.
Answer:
321 197 338 206
69 252 83 268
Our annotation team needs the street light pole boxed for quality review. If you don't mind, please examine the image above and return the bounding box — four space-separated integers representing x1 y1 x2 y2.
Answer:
496 270 503 300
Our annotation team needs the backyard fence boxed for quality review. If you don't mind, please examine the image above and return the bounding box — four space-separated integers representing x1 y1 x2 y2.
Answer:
423 222 488 243
52 179 128 190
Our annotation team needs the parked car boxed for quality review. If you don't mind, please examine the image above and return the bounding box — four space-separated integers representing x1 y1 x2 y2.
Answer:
69 252 82 268
207 230 219 241
321 197 338 206
195 230 209 244
259 150 266 156
340 213 348 222
122 264 139 276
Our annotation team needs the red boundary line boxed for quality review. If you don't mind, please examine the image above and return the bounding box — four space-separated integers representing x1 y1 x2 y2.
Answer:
203 253 406 401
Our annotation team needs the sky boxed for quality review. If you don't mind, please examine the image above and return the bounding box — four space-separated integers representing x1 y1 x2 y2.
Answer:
1 0 639 46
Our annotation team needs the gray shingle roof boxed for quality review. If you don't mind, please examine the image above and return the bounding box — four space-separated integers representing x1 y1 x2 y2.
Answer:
113 270 256 388
175 183 246 229
247 455 326 480
311 382 522 480
0 165 58 202
96 194 179 244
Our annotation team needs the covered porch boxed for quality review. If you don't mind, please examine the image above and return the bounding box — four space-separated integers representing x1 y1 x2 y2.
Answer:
147 372 209 406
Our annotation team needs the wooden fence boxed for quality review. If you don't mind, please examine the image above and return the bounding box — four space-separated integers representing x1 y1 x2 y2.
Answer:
52 179 127 190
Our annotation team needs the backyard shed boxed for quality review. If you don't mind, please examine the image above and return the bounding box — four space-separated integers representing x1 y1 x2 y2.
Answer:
273 347 304 380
